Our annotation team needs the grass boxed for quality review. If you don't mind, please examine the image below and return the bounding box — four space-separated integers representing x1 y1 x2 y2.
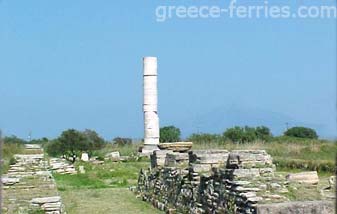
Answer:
59 188 162 214
92 143 141 157
1 143 24 174
54 160 149 191
53 159 161 214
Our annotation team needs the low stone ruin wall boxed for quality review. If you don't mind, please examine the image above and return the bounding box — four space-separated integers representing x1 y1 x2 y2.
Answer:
255 200 335 214
2 145 65 214
136 149 335 214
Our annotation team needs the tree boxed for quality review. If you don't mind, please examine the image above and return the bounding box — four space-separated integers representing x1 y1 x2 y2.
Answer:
83 129 106 151
45 139 65 157
160 126 181 143
284 127 318 139
255 126 272 141
223 125 272 143
223 127 244 143
3 135 26 144
242 126 257 143
45 129 106 162
113 137 132 146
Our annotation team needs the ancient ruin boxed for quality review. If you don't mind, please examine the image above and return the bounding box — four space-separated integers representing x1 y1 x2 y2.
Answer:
2 144 65 214
135 56 335 213
142 57 160 155
135 144 335 214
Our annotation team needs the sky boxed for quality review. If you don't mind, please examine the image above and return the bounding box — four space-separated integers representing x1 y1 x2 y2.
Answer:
0 0 336 140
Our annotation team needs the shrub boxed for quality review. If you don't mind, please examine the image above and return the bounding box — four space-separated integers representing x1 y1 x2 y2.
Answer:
9 157 17 165
113 137 132 147
284 127 318 139
187 133 224 144
3 135 26 144
160 126 181 143
255 126 272 141
223 126 272 143
223 126 244 143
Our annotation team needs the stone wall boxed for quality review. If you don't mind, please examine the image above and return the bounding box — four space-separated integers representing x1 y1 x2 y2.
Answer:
136 149 335 214
2 145 65 214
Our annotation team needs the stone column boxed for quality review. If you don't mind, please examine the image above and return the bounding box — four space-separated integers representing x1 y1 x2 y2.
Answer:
142 57 160 154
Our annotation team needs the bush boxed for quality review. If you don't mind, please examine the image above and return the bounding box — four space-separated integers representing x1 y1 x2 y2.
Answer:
187 133 224 144
9 157 17 165
113 137 132 147
223 126 272 143
3 135 26 144
255 126 272 141
223 126 244 143
160 126 181 143
284 127 318 139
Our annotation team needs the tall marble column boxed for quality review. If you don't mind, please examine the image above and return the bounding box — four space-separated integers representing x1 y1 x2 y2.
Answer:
142 57 160 154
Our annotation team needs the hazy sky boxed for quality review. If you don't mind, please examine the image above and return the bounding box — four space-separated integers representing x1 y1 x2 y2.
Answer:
0 1 336 140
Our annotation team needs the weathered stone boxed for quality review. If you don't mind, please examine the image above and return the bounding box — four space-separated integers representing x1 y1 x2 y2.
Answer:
256 200 334 214
81 153 89 162
136 149 334 214
158 142 193 152
286 171 319 185
328 176 335 189
31 196 61 204
25 144 42 149
79 165 85 174
165 152 189 167
105 151 120 161
1 177 20 185
227 150 273 169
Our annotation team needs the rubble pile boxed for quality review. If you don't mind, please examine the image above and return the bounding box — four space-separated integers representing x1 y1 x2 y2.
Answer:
49 158 77 174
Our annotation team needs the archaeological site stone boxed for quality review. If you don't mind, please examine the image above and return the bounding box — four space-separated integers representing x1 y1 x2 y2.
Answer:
81 152 89 162
286 171 319 185
135 148 335 214
105 151 120 161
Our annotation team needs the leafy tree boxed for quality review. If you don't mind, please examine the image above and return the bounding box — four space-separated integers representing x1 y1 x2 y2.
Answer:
255 126 272 141
284 127 318 139
242 126 257 142
83 129 106 150
223 126 244 143
160 126 181 143
57 129 86 162
45 139 65 157
113 137 132 146
224 126 272 143
45 129 106 162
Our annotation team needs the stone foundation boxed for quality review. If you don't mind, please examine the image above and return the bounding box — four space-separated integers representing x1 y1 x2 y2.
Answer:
136 149 335 214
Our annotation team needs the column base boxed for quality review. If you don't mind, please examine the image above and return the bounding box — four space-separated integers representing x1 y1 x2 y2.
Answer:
141 144 159 156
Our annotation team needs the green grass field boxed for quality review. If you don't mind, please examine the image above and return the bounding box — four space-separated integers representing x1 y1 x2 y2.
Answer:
58 188 161 214
53 159 162 214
